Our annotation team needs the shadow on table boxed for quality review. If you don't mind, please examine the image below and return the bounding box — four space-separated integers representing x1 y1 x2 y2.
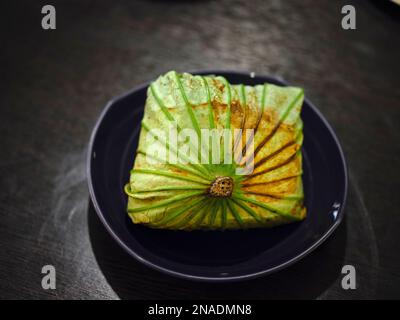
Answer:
87 201 346 299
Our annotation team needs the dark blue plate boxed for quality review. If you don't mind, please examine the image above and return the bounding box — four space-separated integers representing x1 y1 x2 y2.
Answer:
87 71 348 282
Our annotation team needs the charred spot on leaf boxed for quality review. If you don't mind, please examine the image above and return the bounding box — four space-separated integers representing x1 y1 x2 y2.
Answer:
211 99 227 111
212 78 225 92
261 107 280 126
209 176 234 198
231 100 242 113
230 100 244 127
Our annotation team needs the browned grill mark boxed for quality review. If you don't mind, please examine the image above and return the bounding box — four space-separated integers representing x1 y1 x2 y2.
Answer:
244 152 299 181
253 140 297 169
254 122 282 156
240 191 286 199
241 175 300 188
237 109 277 164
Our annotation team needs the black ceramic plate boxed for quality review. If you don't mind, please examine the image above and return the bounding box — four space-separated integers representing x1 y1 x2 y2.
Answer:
87 71 348 282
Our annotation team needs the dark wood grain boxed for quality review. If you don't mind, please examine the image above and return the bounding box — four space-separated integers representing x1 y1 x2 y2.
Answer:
0 0 399 299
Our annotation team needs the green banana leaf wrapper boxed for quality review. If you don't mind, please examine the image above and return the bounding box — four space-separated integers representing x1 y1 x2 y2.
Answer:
125 71 306 230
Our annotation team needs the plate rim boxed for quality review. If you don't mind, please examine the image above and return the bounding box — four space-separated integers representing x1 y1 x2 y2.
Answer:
87 70 348 282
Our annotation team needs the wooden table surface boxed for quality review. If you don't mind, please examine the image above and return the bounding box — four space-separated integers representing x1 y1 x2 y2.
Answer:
1 0 399 299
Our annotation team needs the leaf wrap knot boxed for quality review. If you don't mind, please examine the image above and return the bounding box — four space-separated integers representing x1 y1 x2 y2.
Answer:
209 177 234 198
